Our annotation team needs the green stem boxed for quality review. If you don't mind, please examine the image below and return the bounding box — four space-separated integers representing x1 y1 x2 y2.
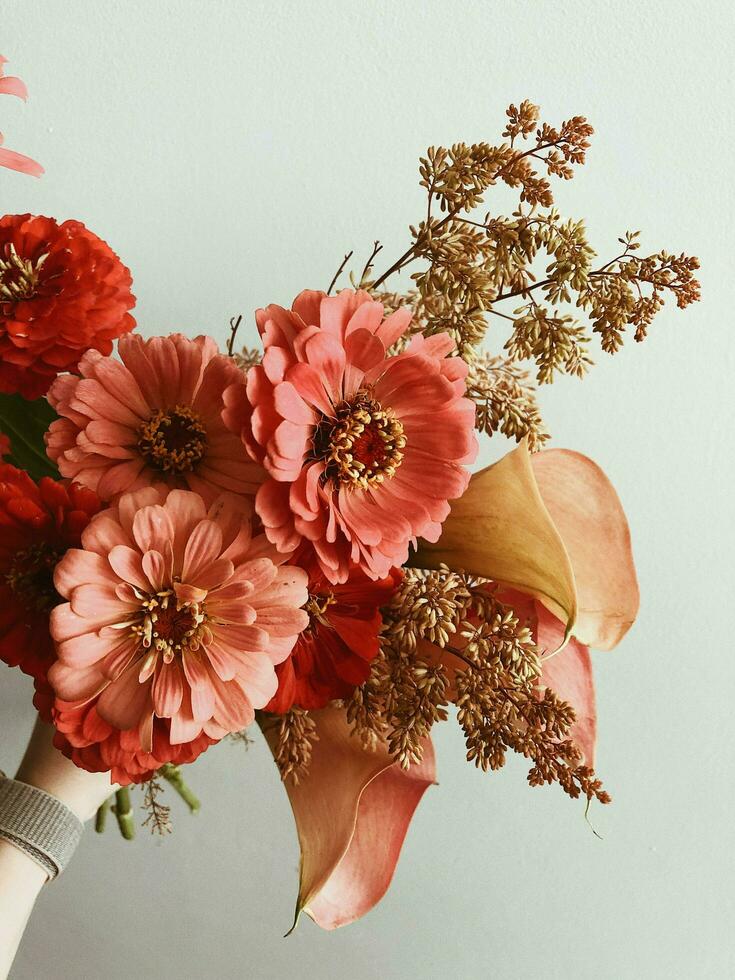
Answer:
95 797 111 834
160 764 200 814
112 787 136 840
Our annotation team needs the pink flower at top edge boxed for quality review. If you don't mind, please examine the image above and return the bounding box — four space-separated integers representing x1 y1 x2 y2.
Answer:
46 333 265 505
222 289 477 584
47 486 309 776
0 55 43 177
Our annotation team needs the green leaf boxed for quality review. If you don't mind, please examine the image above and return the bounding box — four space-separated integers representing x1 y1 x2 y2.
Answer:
0 391 59 481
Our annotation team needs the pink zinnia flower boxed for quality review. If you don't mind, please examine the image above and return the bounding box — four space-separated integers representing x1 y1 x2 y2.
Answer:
46 333 264 503
223 289 477 583
47 487 309 759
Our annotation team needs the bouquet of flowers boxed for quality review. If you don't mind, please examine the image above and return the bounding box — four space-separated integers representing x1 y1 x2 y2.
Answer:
0 58 700 931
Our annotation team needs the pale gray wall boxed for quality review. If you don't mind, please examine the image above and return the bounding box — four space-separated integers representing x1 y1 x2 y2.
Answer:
1 1 732 978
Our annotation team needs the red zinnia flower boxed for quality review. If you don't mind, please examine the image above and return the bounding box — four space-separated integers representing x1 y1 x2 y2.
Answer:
268 547 401 712
51 700 218 786
0 463 100 681
0 214 136 399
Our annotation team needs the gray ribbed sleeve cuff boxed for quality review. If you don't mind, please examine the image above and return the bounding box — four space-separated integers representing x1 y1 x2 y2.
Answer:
0 773 83 879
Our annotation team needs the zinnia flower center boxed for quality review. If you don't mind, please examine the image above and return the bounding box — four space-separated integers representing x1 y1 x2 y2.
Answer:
134 590 209 666
313 392 406 489
5 543 62 612
0 244 49 305
137 406 208 474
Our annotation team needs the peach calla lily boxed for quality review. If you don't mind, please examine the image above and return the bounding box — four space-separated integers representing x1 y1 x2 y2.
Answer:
262 443 637 931
409 440 578 639
529 448 639 649
410 442 639 648
416 442 637 763
259 706 435 931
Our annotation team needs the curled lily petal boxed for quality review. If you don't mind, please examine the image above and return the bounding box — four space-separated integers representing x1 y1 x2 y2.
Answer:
531 449 639 650
259 706 436 930
410 440 578 638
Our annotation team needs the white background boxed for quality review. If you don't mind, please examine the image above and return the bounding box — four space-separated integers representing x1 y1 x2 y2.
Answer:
1 2 733 978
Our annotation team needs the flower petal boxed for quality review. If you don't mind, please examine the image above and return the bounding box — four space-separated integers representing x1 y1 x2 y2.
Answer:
259 706 435 931
537 603 596 766
530 449 639 650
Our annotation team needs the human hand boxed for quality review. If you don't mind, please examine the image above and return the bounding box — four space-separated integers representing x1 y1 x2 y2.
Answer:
14 717 118 822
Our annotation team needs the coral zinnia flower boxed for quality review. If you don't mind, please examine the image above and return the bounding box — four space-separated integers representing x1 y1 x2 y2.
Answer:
0 463 101 682
0 214 135 398
47 487 309 766
267 547 401 712
46 333 264 503
222 289 477 583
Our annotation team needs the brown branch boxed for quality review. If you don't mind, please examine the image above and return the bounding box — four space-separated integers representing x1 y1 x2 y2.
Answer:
327 250 354 295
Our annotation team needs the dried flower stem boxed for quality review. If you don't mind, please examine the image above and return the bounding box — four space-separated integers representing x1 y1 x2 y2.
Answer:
141 775 172 836
226 314 243 357
327 250 354 295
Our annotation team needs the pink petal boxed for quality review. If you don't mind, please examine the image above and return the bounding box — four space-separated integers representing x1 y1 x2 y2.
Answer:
287 363 333 416
205 639 244 682
69 583 131 622
54 549 117 598
231 653 278 707
152 659 185 717
343 328 385 393
274 381 316 425
375 307 412 349
344 300 384 338
291 289 325 327
531 449 640 650
88 356 151 420
96 457 147 500
537 605 596 767
259 706 435 931
304 332 346 403
142 550 167 590
164 489 208 571
48 660 107 702
182 650 216 722
132 503 175 555
214 623 269 652
108 545 151 592
96 659 152 731
0 75 28 100
0 146 43 177
182 519 224 582
168 692 203 745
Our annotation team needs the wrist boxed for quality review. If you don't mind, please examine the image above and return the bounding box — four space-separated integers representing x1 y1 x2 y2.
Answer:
0 837 47 894
14 720 116 823
0 773 84 880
